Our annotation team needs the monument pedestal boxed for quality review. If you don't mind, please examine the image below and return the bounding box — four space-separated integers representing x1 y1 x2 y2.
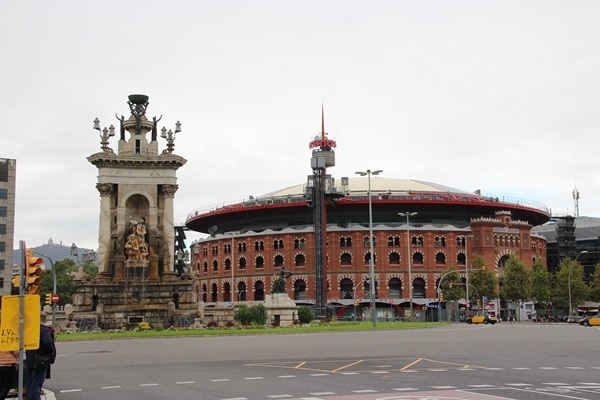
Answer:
265 293 298 327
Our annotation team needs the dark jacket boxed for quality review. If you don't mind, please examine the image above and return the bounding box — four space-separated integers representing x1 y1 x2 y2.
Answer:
25 325 56 369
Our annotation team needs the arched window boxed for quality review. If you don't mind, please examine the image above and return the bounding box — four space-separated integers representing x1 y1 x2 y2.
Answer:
295 254 306 267
237 282 247 301
435 252 446 266
340 253 352 266
274 255 284 268
389 252 400 265
212 260 218 272
340 278 353 299
255 256 264 269
211 283 218 302
364 252 377 264
364 279 378 298
254 281 264 301
223 282 231 302
294 279 307 300
413 277 425 298
412 252 424 266
389 277 402 298
201 284 208 302
239 257 247 270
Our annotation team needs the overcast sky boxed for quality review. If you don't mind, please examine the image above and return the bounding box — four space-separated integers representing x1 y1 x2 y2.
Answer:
2 1 600 250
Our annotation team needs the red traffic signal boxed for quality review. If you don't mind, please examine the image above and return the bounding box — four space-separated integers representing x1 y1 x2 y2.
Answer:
26 254 44 294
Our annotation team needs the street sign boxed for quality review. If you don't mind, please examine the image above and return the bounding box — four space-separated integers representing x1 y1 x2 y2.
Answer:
0 295 41 351
51 294 59 303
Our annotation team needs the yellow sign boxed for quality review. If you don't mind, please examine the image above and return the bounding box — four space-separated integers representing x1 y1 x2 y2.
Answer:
0 295 41 351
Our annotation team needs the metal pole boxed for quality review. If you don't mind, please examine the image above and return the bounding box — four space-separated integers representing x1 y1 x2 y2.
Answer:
231 234 235 303
407 215 412 321
367 172 376 328
18 241 26 400
399 212 417 321
465 237 469 318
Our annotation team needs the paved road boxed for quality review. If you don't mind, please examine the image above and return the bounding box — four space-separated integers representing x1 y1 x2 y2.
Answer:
45 323 600 399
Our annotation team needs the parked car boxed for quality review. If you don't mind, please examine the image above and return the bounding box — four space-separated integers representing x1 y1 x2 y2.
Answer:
466 315 498 324
579 315 600 326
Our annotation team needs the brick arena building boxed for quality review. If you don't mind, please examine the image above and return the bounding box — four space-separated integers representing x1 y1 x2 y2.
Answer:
185 176 550 319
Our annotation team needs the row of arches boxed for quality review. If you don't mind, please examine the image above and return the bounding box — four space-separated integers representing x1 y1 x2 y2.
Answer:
197 274 470 303
200 251 469 274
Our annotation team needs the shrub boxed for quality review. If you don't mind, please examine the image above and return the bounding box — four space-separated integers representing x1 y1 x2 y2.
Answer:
249 304 268 325
297 305 313 324
234 305 253 325
138 322 151 331
206 320 218 328
235 304 268 326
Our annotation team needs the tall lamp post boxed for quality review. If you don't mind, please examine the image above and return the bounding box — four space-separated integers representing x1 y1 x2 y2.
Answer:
355 169 382 327
70 243 80 265
568 250 588 321
225 232 236 304
398 212 417 321
464 235 474 317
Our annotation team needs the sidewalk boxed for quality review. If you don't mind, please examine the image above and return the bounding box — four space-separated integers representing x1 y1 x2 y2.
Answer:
7 388 55 399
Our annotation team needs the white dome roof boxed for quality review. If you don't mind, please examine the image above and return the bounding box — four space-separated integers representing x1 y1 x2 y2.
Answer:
261 177 470 199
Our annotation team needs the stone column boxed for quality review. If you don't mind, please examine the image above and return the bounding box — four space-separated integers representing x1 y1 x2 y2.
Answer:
96 183 113 280
161 184 178 278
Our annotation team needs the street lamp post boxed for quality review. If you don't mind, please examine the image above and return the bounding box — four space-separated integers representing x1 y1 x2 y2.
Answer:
355 169 382 327
398 212 417 321
464 235 474 317
70 243 79 265
568 250 588 321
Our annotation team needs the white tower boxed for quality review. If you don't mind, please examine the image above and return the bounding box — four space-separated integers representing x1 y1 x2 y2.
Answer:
572 187 580 218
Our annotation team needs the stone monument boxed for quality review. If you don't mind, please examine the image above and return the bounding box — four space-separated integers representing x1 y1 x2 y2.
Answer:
71 94 198 329
264 267 298 327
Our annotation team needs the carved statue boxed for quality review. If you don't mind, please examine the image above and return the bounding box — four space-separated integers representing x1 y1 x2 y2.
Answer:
272 267 293 294
125 216 149 260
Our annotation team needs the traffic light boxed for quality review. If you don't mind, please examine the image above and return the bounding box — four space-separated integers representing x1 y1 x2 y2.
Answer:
11 275 20 288
439 292 444 301
26 250 44 294
45 293 52 305
354 300 360 306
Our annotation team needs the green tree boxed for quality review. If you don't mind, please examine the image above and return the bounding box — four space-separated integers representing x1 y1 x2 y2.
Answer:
530 258 553 313
439 266 464 301
555 257 590 314
587 264 600 303
501 255 531 321
249 304 268 325
40 258 77 306
234 305 253 325
297 305 313 324
469 254 498 305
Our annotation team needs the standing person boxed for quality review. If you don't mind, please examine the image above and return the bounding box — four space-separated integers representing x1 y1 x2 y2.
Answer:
0 349 18 400
25 311 56 400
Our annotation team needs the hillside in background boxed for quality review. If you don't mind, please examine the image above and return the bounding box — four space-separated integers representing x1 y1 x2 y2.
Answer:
13 238 95 267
